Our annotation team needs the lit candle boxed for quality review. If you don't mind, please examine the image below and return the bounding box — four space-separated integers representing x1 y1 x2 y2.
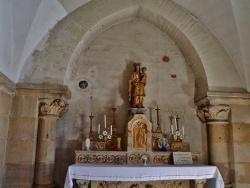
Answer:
171 125 174 135
174 116 177 130
182 125 185 136
104 115 106 129
110 125 112 135
98 124 100 134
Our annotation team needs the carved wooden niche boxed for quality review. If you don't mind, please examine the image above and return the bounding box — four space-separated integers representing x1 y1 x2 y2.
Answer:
126 114 152 152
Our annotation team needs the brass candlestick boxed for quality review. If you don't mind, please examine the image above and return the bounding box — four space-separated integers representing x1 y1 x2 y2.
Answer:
155 106 162 133
111 107 117 134
89 113 94 141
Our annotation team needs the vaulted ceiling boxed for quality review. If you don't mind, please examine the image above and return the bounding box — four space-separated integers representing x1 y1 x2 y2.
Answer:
1 0 250 92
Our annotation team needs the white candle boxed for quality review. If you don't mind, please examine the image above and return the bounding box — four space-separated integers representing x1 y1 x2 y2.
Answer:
110 125 112 135
104 115 106 129
98 124 100 134
171 125 173 135
182 125 185 135
174 116 177 130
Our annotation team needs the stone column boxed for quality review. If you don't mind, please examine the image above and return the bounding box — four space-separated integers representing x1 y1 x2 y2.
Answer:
200 104 231 186
0 72 15 187
33 99 68 188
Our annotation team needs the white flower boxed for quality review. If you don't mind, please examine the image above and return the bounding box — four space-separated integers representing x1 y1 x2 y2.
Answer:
107 135 111 139
103 131 108 136
99 135 103 139
176 131 180 136
180 135 184 139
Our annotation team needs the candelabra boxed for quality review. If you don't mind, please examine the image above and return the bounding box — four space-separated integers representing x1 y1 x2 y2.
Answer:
170 116 184 142
171 130 184 142
98 128 112 151
98 115 112 150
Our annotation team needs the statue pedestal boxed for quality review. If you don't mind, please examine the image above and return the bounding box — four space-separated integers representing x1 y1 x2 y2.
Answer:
128 108 147 115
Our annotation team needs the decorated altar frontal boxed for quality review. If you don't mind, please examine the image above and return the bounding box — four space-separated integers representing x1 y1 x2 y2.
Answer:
64 164 224 188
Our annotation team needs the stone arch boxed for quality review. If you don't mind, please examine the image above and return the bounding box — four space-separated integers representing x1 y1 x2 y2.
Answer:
21 0 245 100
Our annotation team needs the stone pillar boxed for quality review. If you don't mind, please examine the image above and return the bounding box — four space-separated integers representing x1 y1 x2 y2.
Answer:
200 104 231 186
0 72 15 187
33 99 67 188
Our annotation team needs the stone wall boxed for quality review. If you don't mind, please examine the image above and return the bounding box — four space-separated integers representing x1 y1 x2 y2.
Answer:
0 72 15 187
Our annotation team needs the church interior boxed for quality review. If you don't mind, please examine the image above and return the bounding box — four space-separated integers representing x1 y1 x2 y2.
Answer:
0 0 250 188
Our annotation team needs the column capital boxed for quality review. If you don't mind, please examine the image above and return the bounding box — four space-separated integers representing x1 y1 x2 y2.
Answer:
197 104 230 124
39 98 68 117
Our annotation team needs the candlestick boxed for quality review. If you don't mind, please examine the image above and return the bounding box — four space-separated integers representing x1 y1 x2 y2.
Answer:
156 106 160 124
89 113 94 141
111 107 117 134
110 125 112 135
174 115 177 130
98 124 100 134
171 125 174 135
155 106 162 133
182 125 184 135
104 115 106 129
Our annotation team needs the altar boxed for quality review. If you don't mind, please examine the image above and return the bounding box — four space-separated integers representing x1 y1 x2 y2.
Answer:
64 164 224 188
65 63 225 188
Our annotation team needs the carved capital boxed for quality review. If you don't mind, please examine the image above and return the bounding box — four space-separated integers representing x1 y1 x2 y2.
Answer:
198 104 230 124
196 98 210 122
76 180 90 188
39 98 68 117
195 98 210 110
194 179 207 188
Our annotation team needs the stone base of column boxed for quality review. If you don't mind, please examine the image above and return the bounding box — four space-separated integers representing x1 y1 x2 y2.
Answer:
33 183 57 188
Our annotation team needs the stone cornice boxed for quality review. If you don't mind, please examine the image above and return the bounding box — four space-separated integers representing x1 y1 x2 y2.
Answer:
16 83 71 99
207 91 250 99
0 72 16 94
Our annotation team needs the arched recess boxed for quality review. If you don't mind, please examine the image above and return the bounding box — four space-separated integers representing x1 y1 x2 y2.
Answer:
20 0 245 100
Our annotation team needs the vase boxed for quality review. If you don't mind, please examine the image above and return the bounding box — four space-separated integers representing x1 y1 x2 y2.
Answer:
116 137 122 151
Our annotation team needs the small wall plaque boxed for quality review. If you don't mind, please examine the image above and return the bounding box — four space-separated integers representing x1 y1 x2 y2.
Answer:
173 152 192 165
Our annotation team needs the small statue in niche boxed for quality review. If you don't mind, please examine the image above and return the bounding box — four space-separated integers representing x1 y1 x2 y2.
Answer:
128 63 147 108
134 128 146 148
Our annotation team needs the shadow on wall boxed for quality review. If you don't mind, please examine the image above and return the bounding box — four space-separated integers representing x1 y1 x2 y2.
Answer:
54 136 82 187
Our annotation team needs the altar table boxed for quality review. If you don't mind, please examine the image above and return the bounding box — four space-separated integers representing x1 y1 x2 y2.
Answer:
64 164 224 188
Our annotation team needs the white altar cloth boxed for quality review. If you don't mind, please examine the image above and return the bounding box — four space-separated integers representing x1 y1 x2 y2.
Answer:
64 164 224 188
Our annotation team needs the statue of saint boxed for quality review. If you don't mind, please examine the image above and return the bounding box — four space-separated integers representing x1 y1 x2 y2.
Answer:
135 128 146 148
139 67 147 108
128 63 147 108
85 135 90 151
